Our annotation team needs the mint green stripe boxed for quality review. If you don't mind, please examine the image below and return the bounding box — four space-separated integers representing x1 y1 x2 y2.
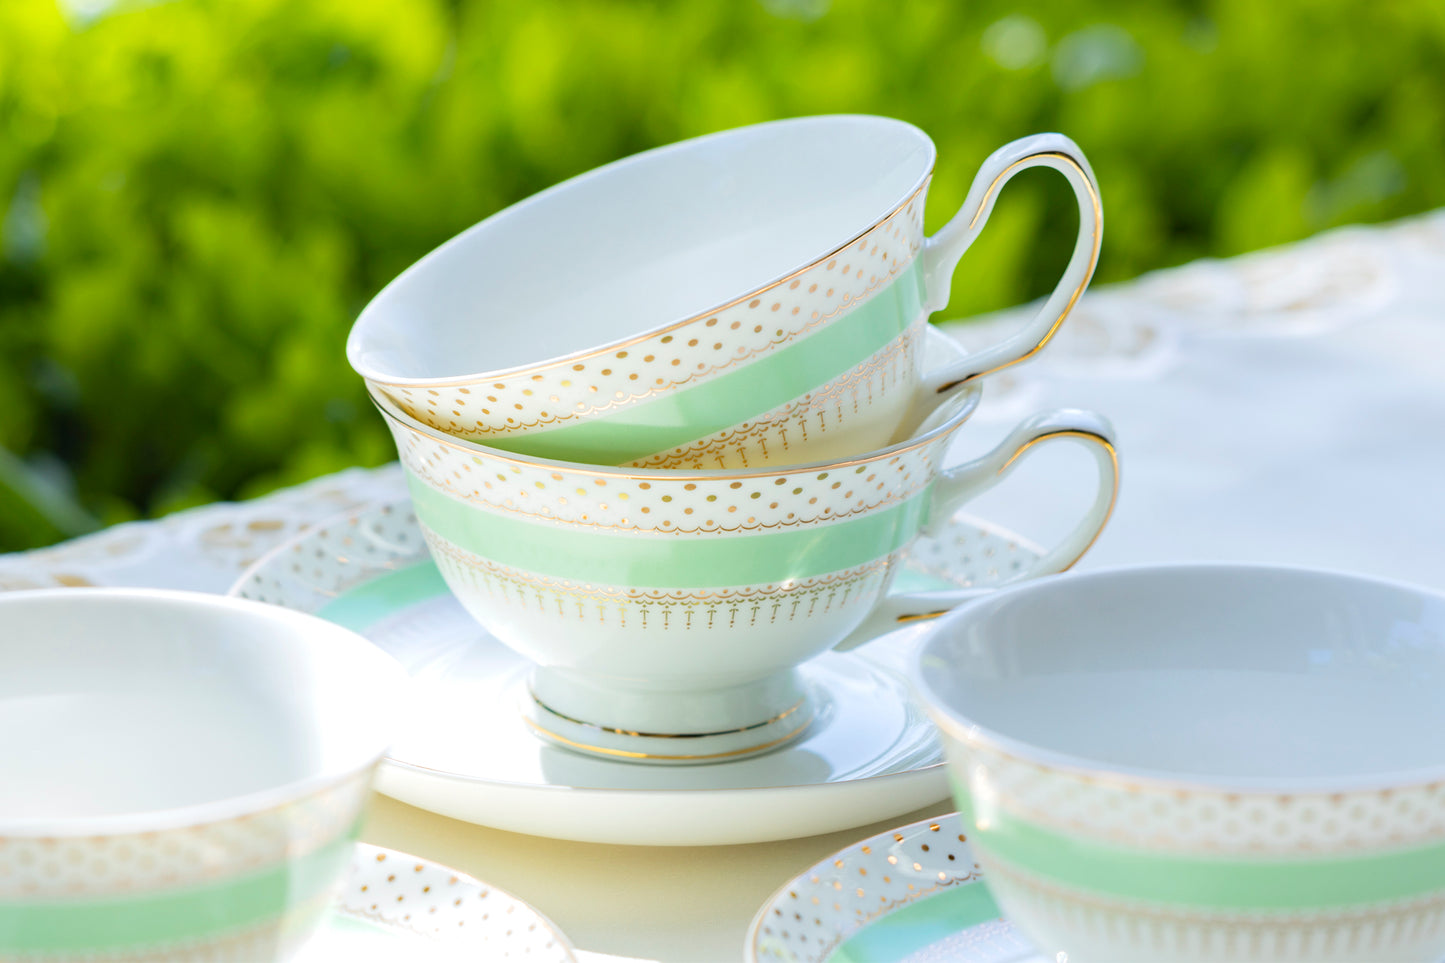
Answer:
312 526 955 635
495 263 925 464
317 562 450 632
954 782 1445 910
830 883 1002 963
0 832 355 953
407 473 927 588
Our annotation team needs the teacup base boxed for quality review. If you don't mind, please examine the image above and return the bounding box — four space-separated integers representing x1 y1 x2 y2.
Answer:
523 667 815 765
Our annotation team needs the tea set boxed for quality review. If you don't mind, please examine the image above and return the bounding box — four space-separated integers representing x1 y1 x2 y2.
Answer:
4 115 1443 962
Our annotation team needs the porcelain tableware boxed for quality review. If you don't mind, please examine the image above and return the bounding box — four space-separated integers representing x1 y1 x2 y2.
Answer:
0 588 406 962
348 115 1101 468
300 843 574 962
370 334 1117 763
233 495 1043 845
746 812 1039 963
912 564 1445 963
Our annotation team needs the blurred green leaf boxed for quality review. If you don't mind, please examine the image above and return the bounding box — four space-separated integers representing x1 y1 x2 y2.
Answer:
0 0 1442 551
0 446 99 547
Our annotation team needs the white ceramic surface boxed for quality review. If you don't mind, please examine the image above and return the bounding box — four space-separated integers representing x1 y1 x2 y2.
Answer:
5 208 1443 963
746 812 1041 963
0 589 407 962
913 564 1445 963
231 497 1044 846
371 326 1117 761
350 116 1101 468
299 843 575 962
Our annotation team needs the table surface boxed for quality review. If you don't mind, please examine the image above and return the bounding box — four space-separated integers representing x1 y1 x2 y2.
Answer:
5 210 1444 962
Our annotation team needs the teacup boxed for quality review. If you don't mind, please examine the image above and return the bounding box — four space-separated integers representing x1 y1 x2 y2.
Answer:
0 589 406 962
912 564 1445 963
370 332 1118 763
349 115 1101 469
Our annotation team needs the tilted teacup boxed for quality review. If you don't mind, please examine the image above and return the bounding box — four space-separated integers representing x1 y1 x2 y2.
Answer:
349 115 1101 469
0 589 406 962
370 333 1118 763
912 564 1445 963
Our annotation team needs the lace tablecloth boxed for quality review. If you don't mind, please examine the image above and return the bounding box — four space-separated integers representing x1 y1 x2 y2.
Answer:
938 208 1445 591
4 210 1444 962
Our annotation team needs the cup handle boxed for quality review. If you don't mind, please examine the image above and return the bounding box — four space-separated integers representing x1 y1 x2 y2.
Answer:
920 133 1102 393
832 409 1118 652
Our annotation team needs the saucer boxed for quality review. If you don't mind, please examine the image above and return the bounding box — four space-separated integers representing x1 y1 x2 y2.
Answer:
232 498 1041 847
290 843 573 961
746 813 1041 963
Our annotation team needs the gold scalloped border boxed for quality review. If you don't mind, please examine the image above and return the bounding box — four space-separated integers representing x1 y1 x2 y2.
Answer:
421 524 895 608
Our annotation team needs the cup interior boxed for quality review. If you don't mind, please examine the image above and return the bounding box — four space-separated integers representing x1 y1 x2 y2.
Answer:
350 115 934 381
917 565 1445 786
0 590 401 829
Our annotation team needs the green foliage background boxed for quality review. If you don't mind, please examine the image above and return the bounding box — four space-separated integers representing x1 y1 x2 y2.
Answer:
1 0 1442 550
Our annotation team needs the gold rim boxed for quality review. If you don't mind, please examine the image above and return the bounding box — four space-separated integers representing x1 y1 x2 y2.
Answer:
882 435 1113 630
933 151 1102 393
745 813 970 963
365 178 933 388
893 609 953 625
997 428 1118 573
529 691 807 740
359 845 579 961
0 743 379 842
520 714 812 761
928 696 1445 801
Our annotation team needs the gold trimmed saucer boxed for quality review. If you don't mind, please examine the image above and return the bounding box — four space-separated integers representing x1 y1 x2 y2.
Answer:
231 497 1042 847
300 843 574 961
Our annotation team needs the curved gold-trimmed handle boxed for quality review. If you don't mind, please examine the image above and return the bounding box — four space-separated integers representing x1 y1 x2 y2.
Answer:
833 409 1118 652
926 410 1118 571
921 133 1102 393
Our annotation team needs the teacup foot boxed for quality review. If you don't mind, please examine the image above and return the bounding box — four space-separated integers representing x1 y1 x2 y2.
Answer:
522 669 815 765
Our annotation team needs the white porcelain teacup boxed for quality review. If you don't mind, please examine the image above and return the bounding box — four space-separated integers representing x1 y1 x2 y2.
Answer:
349 115 1100 469
371 332 1119 763
913 564 1445 963
0 589 406 962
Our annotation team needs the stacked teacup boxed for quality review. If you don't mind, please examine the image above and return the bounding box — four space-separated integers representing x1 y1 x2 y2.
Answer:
348 115 1118 763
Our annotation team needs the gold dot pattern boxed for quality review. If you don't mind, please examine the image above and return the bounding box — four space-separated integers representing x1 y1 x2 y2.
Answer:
0 772 371 900
375 186 928 442
385 406 949 537
896 514 1040 588
333 844 575 960
750 813 999 963
237 504 422 612
980 855 1445 962
945 732 1445 856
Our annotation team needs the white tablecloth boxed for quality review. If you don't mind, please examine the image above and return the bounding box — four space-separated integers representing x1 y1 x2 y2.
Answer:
4 210 1444 961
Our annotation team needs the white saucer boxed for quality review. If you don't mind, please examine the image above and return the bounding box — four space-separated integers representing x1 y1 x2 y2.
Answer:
232 498 1041 847
306 843 573 961
746 812 1041 963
